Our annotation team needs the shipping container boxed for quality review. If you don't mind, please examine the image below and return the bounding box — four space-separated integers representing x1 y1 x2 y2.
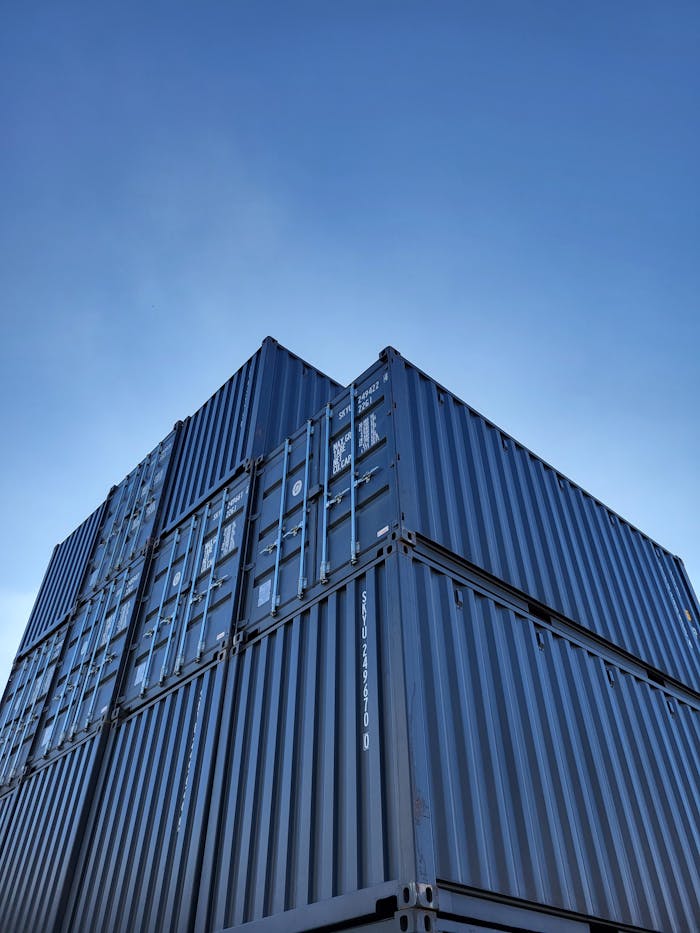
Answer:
239 349 700 689
64 663 227 933
160 337 340 532
17 502 106 658
207 545 700 933
2 338 698 933
79 431 177 599
30 561 147 767
115 472 251 713
197 553 414 933
0 734 105 933
0 627 65 791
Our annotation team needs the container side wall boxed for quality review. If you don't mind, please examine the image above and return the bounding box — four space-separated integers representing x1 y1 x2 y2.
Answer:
198 555 415 932
390 354 700 688
0 736 103 933
399 552 700 932
17 502 105 656
0 783 17 832
64 663 227 933
161 339 340 532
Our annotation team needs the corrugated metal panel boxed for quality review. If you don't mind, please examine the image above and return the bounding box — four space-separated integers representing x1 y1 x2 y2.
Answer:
197 556 416 932
0 628 65 790
31 562 146 766
388 350 700 688
0 783 17 831
236 354 700 689
17 502 106 657
64 663 227 933
160 338 340 532
0 735 104 933
79 431 177 599
399 550 700 932
117 475 250 712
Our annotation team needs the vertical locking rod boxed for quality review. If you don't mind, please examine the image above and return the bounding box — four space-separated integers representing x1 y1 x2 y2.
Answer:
320 404 332 583
297 421 313 599
111 466 143 575
161 514 196 683
0 651 41 781
8 633 58 779
70 581 114 739
45 598 93 751
174 504 210 675
270 440 291 616
196 489 229 660
141 528 181 696
85 572 131 727
350 385 358 564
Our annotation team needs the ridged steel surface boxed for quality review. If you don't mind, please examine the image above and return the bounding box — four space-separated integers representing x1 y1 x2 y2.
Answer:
399 551 700 932
79 432 176 600
197 557 415 932
0 628 65 791
0 736 103 933
31 561 146 768
18 502 105 657
237 353 700 690
2 338 699 933
390 351 700 688
161 338 340 532
0 785 17 832
64 664 227 933
118 474 250 712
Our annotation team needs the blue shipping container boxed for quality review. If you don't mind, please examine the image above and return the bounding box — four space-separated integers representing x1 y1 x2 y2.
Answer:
0 629 65 792
239 348 700 689
116 473 251 712
205 546 700 932
1 502 698 932
78 431 177 600
17 502 106 658
31 561 148 769
159 337 340 532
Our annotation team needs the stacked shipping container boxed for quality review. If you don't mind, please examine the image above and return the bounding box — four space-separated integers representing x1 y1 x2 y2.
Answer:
0 338 698 933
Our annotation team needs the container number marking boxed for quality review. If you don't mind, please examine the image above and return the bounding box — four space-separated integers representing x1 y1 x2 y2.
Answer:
360 589 370 752
332 414 382 476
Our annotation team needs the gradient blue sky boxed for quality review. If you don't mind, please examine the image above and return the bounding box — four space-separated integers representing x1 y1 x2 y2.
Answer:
1 2 698 688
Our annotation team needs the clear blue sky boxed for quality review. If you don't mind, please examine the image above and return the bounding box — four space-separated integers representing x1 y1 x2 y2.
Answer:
1 2 698 689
